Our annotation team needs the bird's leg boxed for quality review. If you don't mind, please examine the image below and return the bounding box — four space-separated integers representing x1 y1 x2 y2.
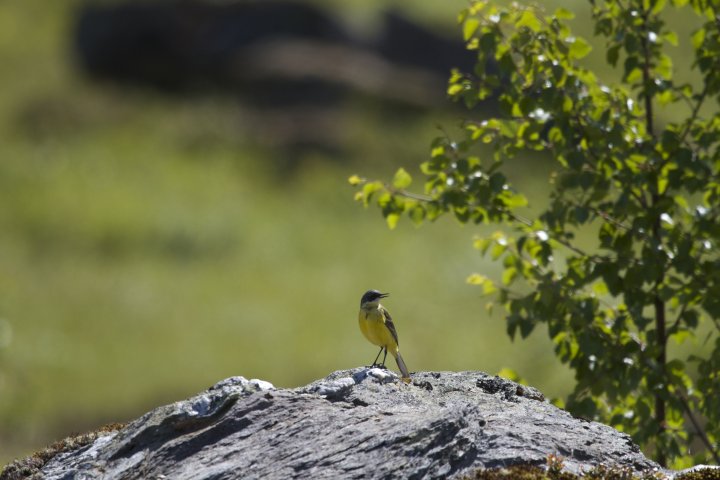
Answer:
380 348 388 369
371 347 384 367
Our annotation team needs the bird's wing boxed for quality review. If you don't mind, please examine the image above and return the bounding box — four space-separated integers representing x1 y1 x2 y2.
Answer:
381 307 400 346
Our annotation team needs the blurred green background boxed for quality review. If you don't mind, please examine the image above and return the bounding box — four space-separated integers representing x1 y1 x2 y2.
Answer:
0 0 705 465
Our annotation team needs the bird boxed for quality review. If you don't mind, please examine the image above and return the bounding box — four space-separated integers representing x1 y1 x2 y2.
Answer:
358 289 411 382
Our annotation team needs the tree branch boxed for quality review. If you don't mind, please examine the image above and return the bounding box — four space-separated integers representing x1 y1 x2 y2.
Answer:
676 390 720 464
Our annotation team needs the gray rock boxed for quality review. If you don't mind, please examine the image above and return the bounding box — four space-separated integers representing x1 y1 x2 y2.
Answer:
30 369 663 479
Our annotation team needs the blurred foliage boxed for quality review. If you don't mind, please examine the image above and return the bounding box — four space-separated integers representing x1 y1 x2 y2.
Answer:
354 0 720 468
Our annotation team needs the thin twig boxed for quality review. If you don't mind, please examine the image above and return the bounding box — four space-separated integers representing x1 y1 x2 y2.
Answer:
388 187 433 202
679 76 710 146
676 390 720 464
507 212 591 258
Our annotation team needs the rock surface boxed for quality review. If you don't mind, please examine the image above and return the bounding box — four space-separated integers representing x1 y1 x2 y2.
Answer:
22 369 664 479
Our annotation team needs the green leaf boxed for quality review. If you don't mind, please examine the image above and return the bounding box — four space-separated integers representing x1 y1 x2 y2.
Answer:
691 28 705 50
430 145 445 158
385 212 400 230
491 242 507 260
573 206 589 223
663 31 678 47
548 127 564 145
454 206 470 223
467 273 487 285
657 53 673 79
473 237 492 254
358 181 383 206
593 282 609 296
392 168 412 189
503 192 528 208
681 309 699 328
606 44 621 67
567 36 592 59
650 0 667 14
408 204 425 225
516 10 541 32
657 89 675 105
489 172 506 192
502 267 518 285
554 7 574 20
448 83 464 96
482 279 497 295
463 17 480 41
625 67 643 83
507 314 519 340
468 273 498 295
672 330 693 345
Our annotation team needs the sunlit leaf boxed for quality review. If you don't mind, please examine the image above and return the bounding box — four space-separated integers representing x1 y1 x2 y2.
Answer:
385 212 400 230
467 273 487 285
567 36 592 59
448 83 464 96
691 28 705 50
516 10 541 32
554 7 574 20
463 17 480 41
502 267 517 285
392 168 413 189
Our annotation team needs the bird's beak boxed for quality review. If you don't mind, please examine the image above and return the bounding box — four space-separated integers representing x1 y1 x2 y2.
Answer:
379 293 389 298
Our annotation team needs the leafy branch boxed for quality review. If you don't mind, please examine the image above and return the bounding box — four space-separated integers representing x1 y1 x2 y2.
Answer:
352 0 720 467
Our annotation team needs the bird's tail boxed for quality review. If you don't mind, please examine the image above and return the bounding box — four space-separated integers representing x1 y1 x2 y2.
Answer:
394 351 411 383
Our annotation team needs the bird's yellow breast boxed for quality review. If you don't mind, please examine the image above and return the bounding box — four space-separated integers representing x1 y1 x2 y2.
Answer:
358 307 398 352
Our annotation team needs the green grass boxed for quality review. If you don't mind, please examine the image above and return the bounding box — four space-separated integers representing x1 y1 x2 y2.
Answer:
0 0 713 467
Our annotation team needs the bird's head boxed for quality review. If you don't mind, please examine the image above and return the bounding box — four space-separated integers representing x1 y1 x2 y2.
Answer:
360 289 388 308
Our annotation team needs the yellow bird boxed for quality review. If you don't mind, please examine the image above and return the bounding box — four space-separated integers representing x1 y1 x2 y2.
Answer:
358 290 410 381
